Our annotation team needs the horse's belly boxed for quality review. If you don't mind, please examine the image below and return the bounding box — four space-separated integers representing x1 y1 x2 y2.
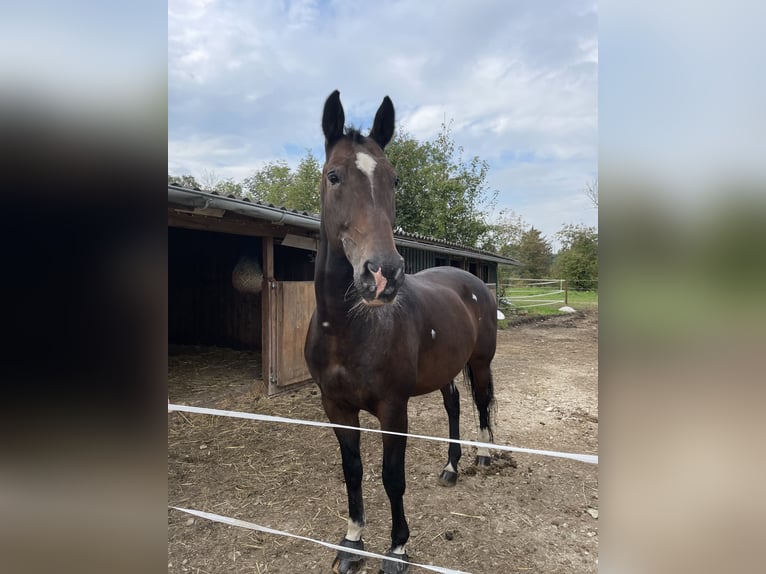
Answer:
413 346 472 395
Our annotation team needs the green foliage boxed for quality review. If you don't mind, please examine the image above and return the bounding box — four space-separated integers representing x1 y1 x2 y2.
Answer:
515 227 553 278
386 123 497 247
552 223 598 290
242 150 321 213
168 174 201 189
213 178 243 196
485 210 553 283
290 151 322 213
483 209 525 255
243 160 293 204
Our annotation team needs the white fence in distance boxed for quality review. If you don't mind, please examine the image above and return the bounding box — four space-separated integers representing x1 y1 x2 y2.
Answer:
498 278 568 311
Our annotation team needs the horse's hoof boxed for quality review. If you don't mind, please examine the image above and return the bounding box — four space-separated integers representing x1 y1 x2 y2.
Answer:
332 538 365 574
475 455 491 467
438 469 458 487
333 556 363 574
379 550 409 574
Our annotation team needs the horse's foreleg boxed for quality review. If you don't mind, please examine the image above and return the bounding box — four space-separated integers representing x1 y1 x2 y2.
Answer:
379 402 411 574
324 401 365 574
438 381 461 486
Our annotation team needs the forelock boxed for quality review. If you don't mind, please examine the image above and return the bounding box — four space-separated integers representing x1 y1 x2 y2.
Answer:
345 127 365 144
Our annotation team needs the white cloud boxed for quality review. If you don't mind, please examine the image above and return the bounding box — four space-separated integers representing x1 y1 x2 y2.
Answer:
168 134 287 183
286 0 319 29
401 105 452 140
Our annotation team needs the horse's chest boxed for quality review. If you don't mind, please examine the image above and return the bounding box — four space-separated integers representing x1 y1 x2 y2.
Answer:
313 361 376 409
311 337 413 402
317 351 398 384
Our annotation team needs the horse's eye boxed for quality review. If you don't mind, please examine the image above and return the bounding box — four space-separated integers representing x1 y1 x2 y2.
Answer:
328 170 340 185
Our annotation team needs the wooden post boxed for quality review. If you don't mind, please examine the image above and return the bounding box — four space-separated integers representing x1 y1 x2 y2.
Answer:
564 279 569 306
262 236 275 392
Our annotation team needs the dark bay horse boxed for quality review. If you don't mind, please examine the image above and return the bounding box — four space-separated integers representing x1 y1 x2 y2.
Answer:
305 90 498 574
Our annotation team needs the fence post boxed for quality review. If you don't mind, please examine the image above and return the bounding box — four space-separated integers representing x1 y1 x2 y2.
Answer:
564 279 568 306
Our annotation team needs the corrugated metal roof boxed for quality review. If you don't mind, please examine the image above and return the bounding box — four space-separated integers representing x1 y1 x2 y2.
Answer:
168 184 519 265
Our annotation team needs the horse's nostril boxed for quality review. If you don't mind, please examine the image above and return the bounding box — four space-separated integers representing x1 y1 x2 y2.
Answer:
366 262 380 274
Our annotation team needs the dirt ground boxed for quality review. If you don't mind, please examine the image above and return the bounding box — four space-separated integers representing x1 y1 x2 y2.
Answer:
168 310 598 574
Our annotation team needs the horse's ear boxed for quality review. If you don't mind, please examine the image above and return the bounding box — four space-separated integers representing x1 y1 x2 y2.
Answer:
369 96 395 149
322 90 345 147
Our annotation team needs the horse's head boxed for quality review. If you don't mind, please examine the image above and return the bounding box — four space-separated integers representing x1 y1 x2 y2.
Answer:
320 90 405 306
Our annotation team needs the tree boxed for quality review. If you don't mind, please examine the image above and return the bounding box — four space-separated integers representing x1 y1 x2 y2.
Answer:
242 160 292 204
286 150 321 213
213 178 243 196
585 178 598 208
168 173 201 189
552 224 598 290
240 151 321 213
483 209 525 254
169 172 243 197
481 209 526 284
515 227 553 278
385 123 497 247
199 168 220 191
385 132 432 233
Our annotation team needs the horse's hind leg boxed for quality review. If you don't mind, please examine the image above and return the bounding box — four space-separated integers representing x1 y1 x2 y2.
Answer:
467 362 495 467
438 381 461 486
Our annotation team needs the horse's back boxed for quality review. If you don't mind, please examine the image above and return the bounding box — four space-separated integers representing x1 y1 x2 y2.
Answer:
408 267 497 319
403 267 497 393
416 266 498 357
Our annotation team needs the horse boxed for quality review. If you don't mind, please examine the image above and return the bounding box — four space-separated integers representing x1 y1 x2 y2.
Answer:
305 90 498 574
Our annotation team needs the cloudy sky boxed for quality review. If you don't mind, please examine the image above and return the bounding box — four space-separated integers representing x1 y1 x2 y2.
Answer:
169 0 598 246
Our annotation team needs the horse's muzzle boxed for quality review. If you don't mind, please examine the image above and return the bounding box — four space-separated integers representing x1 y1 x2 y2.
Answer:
358 256 405 304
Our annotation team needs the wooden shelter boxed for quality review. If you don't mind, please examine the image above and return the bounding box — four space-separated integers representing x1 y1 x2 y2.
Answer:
168 185 518 395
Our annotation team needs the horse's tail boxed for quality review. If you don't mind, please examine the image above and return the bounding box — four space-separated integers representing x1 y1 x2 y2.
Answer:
461 364 473 390
462 363 497 442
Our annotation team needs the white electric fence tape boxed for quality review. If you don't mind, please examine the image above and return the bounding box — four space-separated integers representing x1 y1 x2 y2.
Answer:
170 506 472 574
168 403 598 464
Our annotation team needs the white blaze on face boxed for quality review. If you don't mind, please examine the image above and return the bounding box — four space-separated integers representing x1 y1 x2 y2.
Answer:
355 151 377 202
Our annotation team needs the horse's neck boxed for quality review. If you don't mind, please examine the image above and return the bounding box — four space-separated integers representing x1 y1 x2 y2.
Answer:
313 239 354 321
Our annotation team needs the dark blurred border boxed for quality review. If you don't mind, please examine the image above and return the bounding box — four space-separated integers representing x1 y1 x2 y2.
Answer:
0 3 166 573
